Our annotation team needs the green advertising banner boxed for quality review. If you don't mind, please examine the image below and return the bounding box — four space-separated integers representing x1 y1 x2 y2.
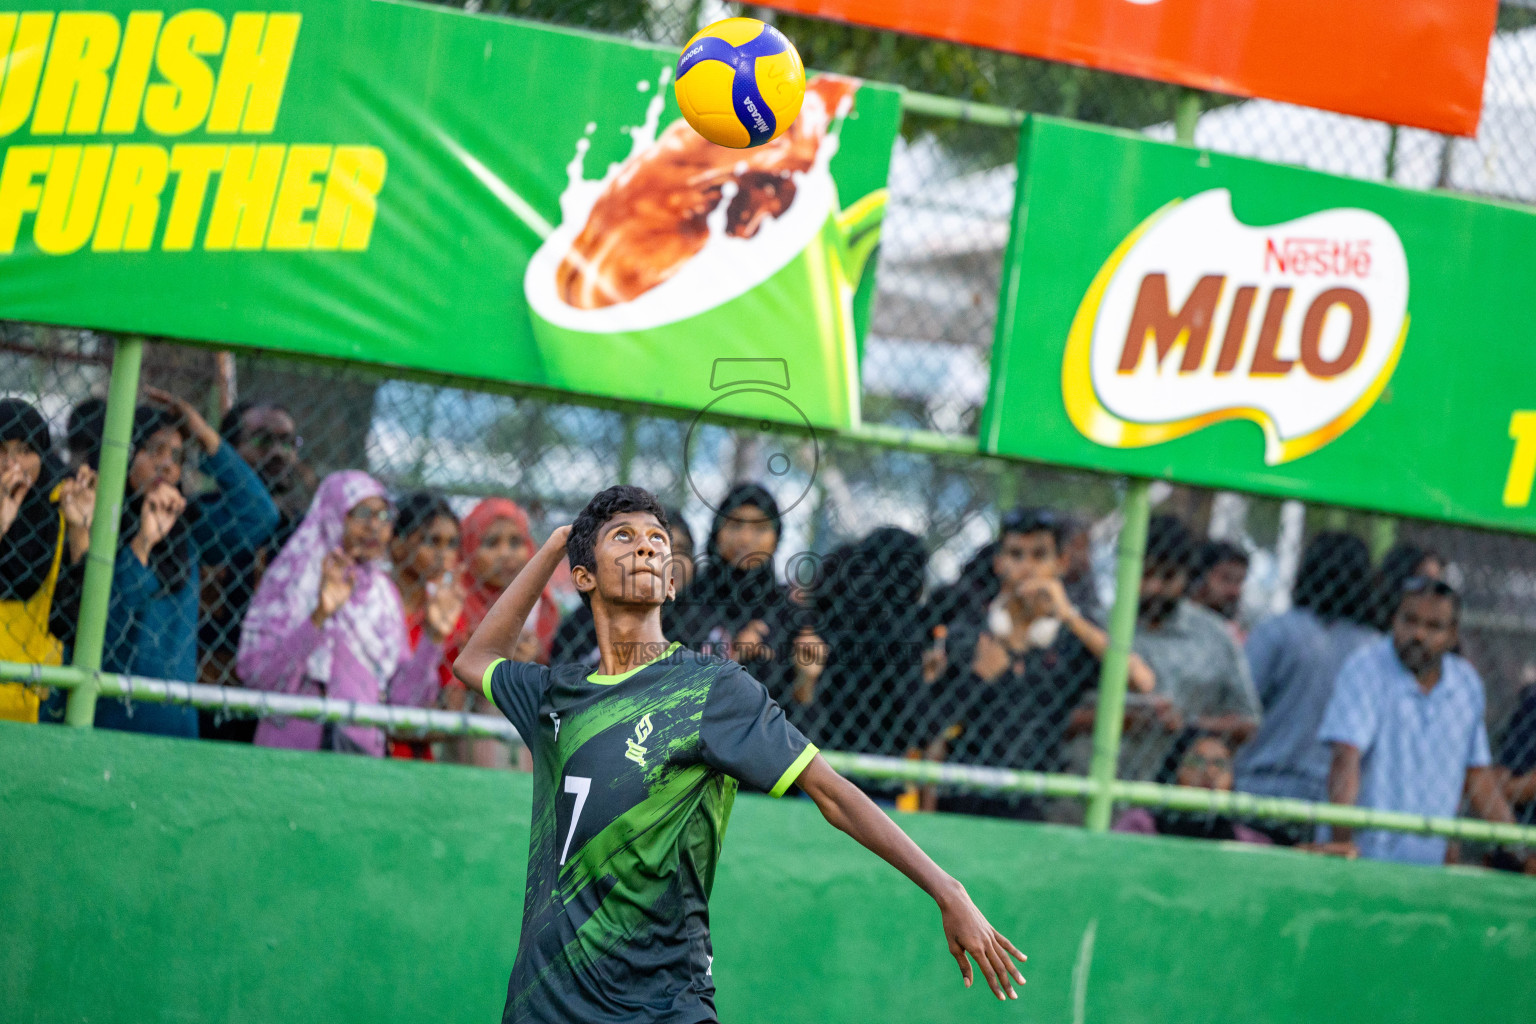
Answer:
982 117 1536 533
0 0 900 430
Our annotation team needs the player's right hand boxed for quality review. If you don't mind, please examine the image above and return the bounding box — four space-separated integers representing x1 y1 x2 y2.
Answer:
546 524 572 551
938 882 1026 1001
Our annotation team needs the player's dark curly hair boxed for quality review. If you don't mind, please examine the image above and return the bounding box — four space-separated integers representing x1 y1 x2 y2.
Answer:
568 485 670 607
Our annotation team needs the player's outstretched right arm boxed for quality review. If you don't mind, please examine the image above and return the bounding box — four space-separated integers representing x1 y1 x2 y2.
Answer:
794 753 1027 1002
452 524 571 688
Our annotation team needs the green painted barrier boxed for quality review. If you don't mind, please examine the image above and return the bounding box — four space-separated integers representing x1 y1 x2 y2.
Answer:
3 722 1532 1023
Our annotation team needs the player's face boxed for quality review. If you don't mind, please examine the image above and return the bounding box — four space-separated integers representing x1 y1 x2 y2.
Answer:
714 504 778 569
993 530 1062 589
342 496 393 562
593 511 675 607
470 518 533 590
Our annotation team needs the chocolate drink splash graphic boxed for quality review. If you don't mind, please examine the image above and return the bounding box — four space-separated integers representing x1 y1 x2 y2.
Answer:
556 76 858 310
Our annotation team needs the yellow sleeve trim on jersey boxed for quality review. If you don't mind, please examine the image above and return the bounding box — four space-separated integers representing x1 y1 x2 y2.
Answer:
482 659 506 704
769 744 819 798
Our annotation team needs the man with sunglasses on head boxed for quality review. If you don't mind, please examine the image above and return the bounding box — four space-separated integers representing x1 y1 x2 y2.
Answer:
1321 576 1529 867
196 400 317 735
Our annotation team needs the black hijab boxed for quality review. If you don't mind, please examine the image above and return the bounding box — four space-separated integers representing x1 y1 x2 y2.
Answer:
0 399 65 602
674 483 788 647
810 527 937 755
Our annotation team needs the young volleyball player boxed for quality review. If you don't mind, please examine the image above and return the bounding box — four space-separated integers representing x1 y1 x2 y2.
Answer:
454 485 1026 1023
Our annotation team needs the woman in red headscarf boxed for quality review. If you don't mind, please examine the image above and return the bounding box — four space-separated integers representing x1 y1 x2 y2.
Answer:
443 498 560 766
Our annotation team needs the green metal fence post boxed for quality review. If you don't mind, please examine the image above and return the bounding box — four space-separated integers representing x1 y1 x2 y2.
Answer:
1085 478 1152 830
1174 88 1202 143
64 336 144 727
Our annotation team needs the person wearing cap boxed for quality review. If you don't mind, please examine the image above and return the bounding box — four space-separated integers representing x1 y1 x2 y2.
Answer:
0 399 95 721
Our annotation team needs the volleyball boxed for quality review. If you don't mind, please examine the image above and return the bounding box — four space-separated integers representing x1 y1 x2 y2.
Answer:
674 18 806 149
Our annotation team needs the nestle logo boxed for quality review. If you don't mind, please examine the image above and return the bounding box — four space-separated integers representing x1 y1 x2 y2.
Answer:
1264 237 1372 278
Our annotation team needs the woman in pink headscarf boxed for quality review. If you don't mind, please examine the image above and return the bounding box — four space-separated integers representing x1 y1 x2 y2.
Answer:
237 471 456 756
442 498 560 766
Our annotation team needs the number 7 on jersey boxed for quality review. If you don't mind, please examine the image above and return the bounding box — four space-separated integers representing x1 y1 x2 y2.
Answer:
560 775 591 866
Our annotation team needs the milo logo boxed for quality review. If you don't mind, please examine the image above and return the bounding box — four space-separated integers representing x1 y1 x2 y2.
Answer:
1062 189 1409 465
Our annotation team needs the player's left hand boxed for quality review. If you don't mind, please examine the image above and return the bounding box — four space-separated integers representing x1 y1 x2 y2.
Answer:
938 882 1026 1001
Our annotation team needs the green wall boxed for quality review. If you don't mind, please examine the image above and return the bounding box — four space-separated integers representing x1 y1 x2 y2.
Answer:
2 722 1532 1023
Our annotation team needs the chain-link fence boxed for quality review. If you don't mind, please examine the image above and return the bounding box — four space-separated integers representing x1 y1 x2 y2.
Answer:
5 323 1536 868
5 2 1536 872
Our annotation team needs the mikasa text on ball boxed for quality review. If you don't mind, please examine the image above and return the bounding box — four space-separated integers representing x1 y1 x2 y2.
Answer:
674 18 806 149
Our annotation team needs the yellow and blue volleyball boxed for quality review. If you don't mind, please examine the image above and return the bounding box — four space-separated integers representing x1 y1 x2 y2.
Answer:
674 18 805 149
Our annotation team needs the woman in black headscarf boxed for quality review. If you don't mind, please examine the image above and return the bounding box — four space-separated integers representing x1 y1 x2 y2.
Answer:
0 399 95 722
94 390 278 737
807 526 937 758
672 483 797 695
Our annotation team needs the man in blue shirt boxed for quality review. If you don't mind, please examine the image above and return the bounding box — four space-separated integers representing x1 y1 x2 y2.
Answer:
1320 577 1520 865
1236 533 1375 812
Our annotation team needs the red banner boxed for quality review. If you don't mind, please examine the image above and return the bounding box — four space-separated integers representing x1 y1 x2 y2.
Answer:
757 0 1498 136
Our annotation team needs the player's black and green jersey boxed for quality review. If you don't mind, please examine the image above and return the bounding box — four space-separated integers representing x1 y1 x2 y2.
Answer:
482 641 818 1024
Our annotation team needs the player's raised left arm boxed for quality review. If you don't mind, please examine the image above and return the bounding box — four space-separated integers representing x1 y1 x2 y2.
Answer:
794 754 1026 1001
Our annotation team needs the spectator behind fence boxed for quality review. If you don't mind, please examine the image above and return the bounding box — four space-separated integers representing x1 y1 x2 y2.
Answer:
932 508 1154 820
1189 540 1249 644
95 390 279 738
392 492 464 648
65 397 106 471
1321 578 1525 866
1234 533 1375 822
1366 543 1444 632
223 399 315 525
803 527 934 758
197 400 315 696
674 483 795 683
1497 671 1536 829
388 491 466 760
1059 514 1102 624
0 400 95 722
551 506 694 671
1113 730 1271 844
443 498 559 767
237 471 445 756
1126 515 1260 780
